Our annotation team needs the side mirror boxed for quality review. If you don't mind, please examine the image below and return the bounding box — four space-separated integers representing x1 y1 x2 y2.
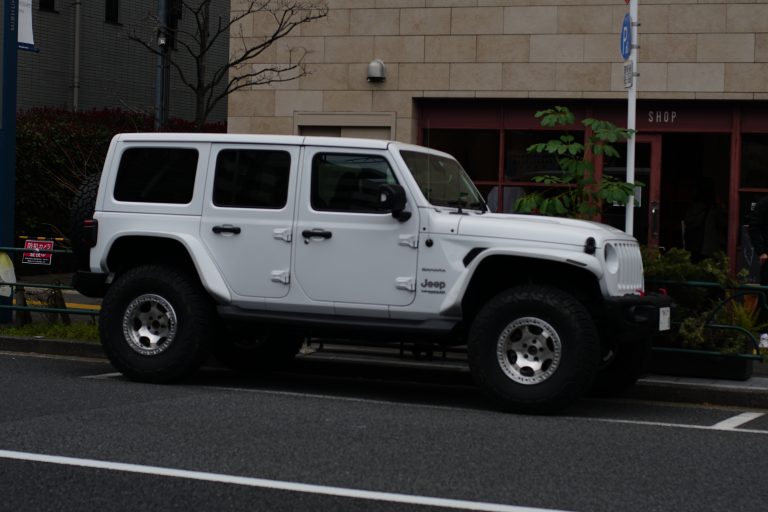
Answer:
379 184 411 222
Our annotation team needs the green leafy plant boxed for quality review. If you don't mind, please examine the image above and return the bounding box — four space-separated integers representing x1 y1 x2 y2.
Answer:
516 106 639 219
677 294 767 354
643 247 765 355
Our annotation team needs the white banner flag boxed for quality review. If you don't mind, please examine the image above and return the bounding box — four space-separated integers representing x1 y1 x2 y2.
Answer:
18 0 36 51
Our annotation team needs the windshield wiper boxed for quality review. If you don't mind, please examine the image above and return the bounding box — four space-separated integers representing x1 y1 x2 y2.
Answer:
447 200 488 214
469 201 488 213
446 200 466 214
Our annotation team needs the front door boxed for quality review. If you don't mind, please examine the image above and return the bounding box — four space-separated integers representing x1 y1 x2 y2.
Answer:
293 148 420 307
602 135 662 248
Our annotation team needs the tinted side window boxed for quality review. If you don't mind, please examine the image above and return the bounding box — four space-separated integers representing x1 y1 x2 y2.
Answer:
114 148 198 204
213 149 291 209
311 153 396 213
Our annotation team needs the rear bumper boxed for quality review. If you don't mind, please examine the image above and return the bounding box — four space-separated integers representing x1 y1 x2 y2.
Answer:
72 271 110 298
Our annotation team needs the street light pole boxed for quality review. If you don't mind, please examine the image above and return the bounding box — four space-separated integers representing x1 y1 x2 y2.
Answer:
1 0 20 323
625 0 639 235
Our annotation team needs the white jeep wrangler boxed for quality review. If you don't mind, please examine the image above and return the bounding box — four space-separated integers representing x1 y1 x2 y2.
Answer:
71 133 670 413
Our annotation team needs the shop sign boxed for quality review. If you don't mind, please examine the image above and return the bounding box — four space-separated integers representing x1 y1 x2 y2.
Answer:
647 110 678 124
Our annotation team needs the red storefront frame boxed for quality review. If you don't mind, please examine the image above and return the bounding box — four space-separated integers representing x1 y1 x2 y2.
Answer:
417 99 768 273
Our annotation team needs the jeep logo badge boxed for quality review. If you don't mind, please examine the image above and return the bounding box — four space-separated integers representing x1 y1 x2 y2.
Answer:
420 279 446 294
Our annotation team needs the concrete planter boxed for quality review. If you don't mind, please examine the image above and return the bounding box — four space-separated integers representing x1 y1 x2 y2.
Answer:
648 348 754 381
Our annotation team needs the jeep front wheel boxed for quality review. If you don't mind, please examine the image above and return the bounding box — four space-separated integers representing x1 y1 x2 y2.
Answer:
99 265 214 383
467 285 600 414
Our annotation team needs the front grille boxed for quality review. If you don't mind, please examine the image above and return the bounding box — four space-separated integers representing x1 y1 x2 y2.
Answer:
614 241 644 293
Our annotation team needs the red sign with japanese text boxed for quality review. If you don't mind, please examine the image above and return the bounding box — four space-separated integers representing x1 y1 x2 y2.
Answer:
22 240 54 265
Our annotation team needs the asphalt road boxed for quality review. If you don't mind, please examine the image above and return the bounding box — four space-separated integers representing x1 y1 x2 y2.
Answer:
1 352 767 512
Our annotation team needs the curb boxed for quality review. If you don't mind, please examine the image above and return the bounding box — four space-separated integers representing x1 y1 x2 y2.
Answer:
1 335 766 409
0 336 105 360
630 376 768 409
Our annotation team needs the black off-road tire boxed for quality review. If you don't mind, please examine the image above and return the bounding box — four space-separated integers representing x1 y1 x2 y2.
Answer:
69 173 101 271
467 285 600 414
213 330 305 373
99 264 214 383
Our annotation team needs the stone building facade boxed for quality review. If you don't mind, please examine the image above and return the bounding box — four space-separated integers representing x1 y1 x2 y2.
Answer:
228 0 768 271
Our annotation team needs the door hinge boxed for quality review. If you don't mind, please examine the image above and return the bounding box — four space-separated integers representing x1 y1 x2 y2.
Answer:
270 270 290 285
398 234 418 249
395 277 416 292
273 228 292 243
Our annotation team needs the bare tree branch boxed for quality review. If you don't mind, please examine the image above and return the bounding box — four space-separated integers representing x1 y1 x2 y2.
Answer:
128 0 328 129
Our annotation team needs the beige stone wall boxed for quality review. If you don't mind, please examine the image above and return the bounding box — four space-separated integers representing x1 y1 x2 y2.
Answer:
228 1 768 141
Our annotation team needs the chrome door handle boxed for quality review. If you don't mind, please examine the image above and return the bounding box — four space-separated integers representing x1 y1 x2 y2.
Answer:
212 225 241 235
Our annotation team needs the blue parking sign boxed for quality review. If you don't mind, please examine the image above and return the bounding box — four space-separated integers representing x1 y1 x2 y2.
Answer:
620 14 632 61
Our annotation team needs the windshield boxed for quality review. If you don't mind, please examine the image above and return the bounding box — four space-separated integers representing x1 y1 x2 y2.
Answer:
400 150 486 211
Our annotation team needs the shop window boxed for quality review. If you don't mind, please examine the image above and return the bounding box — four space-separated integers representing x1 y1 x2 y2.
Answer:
39 0 56 12
422 129 499 182
504 131 580 182
741 134 768 189
484 186 527 213
105 0 119 24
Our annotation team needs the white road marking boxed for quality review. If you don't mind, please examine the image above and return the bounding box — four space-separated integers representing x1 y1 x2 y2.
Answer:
82 372 123 379
0 449 568 512
710 412 765 430
81 372 477 414
567 416 768 435
80 373 768 434
194 384 768 434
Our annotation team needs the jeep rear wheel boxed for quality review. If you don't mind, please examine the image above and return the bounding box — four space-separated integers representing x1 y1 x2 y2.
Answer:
99 265 213 383
468 285 600 414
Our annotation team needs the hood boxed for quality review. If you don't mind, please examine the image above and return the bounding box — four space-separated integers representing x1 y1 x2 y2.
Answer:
457 213 634 247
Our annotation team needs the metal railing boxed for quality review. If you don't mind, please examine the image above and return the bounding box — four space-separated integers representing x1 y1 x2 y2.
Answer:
648 279 767 361
0 243 99 323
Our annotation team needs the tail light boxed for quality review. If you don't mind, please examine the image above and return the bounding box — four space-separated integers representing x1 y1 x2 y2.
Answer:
83 219 98 248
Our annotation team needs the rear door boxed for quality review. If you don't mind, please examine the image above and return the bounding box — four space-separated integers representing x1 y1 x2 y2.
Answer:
201 144 298 299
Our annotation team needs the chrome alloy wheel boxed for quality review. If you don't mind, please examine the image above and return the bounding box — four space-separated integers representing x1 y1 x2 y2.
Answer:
496 317 562 385
121 293 178 356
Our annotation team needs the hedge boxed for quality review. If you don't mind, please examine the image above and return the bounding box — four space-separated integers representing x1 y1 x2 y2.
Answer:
14 107 225 242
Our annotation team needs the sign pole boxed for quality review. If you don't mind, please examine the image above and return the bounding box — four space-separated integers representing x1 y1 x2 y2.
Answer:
1 0 20 324
624 0 639 235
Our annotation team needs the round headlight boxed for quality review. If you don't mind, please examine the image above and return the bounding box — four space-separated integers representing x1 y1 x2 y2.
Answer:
604 243 619 274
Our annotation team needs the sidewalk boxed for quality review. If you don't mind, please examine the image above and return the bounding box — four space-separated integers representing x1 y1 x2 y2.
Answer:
1 334 766 410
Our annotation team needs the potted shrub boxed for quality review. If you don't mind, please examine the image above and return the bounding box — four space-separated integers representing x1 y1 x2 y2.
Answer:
643 248 765 380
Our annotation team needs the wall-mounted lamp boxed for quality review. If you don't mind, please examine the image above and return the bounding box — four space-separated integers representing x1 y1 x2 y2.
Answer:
367 59 386 82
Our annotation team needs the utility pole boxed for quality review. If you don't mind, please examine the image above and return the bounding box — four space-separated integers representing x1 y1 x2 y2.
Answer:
154 0 169 130
1 0 20 324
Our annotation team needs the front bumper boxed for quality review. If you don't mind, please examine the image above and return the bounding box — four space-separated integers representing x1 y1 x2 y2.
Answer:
603 292 673 341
